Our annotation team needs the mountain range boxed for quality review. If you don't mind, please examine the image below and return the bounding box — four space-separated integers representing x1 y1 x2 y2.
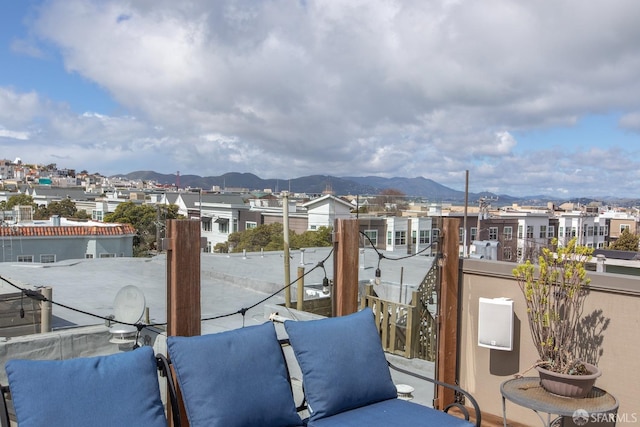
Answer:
116 171 627 206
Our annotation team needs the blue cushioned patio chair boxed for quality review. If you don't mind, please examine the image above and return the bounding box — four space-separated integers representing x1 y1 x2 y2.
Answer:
167 321 305 427
0 346 181 427
284 308 481 427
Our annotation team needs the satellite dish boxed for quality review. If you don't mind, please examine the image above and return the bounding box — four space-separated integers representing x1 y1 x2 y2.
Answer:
113 285 146 324
109 285 146 345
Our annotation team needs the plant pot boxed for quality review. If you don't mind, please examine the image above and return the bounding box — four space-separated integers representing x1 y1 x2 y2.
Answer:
536 362 601 398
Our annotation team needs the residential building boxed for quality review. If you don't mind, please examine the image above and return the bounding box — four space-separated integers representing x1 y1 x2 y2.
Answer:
557 210 604 249
302 194 353 231
598 209 638 248
0 216 135 262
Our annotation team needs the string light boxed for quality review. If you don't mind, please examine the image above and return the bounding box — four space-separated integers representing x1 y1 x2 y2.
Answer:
2 234 435 334
360 230 436 287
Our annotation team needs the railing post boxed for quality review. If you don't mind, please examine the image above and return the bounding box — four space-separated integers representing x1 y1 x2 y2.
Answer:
333 218 359 316
435 217 460 410
166 219 202 427
406 290 419 358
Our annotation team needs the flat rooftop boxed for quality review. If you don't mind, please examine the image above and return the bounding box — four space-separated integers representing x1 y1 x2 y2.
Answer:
0 247 435 334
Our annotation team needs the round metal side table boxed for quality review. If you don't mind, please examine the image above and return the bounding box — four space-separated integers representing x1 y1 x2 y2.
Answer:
501 377 618 427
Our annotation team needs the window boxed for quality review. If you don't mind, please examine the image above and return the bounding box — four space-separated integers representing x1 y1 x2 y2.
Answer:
93 211 103 221
539 225 547 239
387 231 392 245
219 221 229 234
489 227 498 240
459 227 464 244
571 227 577 237
548 226 555 238
620 224 630 233
364 230 378 246
232 218 238 233
419 230 430 244
412 230 417 244
503 226 513 241
85 254 94 259
246 221 257 229
599 226 605 236
17 255 33 263
518 225 523 239
587 226 594 237
395 231 406 245
559 227 564 237
432 228 440 242
40 254 55 263
202 219 212 232
470 227 477 242
99 253 116 258
517 248 523 261
526 226 534 239
503 247 512 261
598 242 605 248
310 225 317 230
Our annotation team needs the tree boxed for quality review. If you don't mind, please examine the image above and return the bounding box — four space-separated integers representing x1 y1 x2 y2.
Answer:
374 188 407 213
3 194 37 210
226 223 285 253
609 229 639 252
219 223 333 253
34 198 78 220
291 226 333 248
104 202 182 256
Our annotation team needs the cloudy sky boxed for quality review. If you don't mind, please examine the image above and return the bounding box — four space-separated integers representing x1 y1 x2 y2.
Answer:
1 0 640 198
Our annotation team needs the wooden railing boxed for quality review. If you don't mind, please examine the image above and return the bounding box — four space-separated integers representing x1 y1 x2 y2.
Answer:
361 260 439 361
362 284 419 358
416 262 439 362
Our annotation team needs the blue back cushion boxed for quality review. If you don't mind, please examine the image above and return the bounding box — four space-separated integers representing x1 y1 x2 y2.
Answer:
5 346 167 427
167 322 303 427
284 308 397 421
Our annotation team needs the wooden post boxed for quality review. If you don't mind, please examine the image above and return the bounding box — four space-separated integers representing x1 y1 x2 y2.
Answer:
333 218 359 316
435 217 460 410
166 219 202 427
40 286 52 333
296 266 305 311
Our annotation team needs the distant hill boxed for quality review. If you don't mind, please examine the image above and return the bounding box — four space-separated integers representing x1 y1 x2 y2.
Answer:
117 171 467 199
117 171 627 205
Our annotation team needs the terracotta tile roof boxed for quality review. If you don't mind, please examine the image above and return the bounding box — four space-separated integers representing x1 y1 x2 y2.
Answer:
0 224 137 237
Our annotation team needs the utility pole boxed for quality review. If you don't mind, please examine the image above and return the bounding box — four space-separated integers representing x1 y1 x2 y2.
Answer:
283 192 291 307
463 170 469 257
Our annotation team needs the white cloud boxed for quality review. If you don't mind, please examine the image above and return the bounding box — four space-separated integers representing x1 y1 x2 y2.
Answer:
0 0 638 197
619 112 640 132
0 129 29 140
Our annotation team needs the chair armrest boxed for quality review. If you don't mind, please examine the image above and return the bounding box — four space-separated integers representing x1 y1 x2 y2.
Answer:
156 354 182 427
388 362 481 427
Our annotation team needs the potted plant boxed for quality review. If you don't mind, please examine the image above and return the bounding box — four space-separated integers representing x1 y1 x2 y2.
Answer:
513 237 601 398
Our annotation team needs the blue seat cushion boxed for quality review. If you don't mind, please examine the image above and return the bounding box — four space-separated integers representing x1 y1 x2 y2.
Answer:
5 346 166 427
284 308 397 421
306 398 474 427
167 322 303 427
